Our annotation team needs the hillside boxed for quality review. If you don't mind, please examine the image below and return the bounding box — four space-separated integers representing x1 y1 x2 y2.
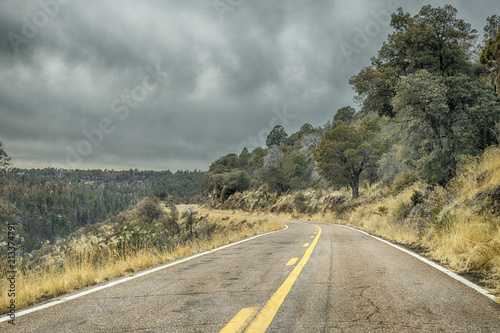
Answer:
201 6 500 299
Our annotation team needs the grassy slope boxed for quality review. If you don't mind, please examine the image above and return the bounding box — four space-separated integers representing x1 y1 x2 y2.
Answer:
0 202 284 314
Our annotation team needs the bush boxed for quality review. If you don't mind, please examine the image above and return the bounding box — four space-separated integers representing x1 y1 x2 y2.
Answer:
411 191 424 206
159 204 180 235
137 197 162 223
293 193 309 214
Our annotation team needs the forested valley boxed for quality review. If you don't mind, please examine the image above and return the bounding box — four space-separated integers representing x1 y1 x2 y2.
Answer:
0 165 204 253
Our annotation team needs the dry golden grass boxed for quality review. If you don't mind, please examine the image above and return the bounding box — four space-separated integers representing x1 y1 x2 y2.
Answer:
452 147 500 204
0 213 284 314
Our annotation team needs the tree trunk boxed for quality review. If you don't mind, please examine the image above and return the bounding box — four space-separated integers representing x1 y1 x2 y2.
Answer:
431 124 443 150
276 184 282 197
495 70 500 96
350 172 360 199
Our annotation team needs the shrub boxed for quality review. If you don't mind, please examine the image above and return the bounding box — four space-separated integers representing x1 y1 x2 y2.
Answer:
411 191 424 206
137 197 162 223
293 193 309 214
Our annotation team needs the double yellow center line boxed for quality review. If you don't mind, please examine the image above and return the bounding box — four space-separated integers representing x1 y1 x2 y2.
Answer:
220 224 322 333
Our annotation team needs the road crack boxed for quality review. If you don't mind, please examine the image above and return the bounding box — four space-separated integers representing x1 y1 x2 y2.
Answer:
359 286 380 322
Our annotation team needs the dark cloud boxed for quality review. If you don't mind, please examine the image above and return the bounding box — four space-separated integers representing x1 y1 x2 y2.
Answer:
0 0 497 170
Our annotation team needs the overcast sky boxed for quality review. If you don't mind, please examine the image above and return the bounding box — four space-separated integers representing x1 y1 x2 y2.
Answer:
0 0 496 171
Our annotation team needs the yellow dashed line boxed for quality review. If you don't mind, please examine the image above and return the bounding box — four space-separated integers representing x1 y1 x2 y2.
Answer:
244 225 322 332
286 258 299 266
303 243 310 247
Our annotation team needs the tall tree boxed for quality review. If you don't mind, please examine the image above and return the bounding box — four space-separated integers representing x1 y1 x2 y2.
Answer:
266 125 288 148
314 125 383 199
391 68 500 184
0 142 13 234
0 142 10 177
261 147 289 196
392 70 449 150
238 147 250 168
483 15 500 42
350 5 477 117
333 106 356 124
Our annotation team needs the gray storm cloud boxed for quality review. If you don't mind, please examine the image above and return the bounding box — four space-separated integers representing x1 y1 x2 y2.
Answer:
0 0 496 170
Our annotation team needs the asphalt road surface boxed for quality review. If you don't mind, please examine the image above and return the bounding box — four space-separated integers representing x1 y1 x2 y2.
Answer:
3 217 500 332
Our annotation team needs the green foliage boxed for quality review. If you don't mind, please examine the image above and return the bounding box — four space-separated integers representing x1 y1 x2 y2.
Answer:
391 68 500 184
0 142 11 177
137 197 162 223
293 193 309 214
261 147 288 196
483 15 500 42
480 25 500 95
238 147 251 168
266 125 288 148
203 170 250 201
333 106 356 125
350 66 399 117
183 209 197 235
350 5 477 117
392 70 449 150
287 152 307 178
159 204 180 235
299 123 315 135
410 191 424 206
209 154 239 174
0 142 13 234
249 147 266 168
236 172 251 192
204 123 323 200
286 123 322 147
314 125 383 199
349 5 500 186
202 4 500 204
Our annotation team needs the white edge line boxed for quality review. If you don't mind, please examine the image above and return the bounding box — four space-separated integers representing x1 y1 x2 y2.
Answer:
1 224 289 323
340 225 497 301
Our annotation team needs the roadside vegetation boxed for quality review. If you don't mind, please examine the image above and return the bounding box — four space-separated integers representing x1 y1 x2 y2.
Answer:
202 6 500 301
0 197 283 314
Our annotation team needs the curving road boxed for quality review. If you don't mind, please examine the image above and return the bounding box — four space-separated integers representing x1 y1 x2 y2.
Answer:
3 217 500 332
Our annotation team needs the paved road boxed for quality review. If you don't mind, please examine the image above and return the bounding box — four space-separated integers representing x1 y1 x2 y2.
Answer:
3 218 500 332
